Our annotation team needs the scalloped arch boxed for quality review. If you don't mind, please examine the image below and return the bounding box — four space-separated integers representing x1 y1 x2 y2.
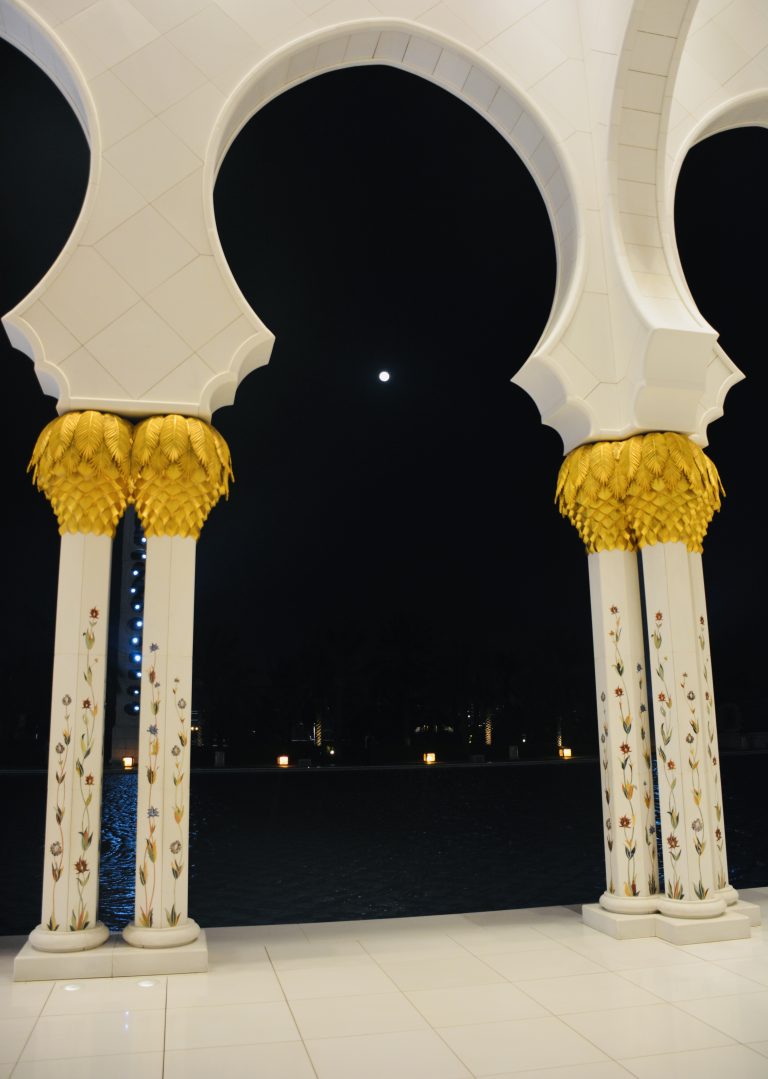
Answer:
202 19 585 420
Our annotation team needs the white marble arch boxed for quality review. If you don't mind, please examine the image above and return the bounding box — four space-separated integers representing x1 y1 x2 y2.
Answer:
0 0 764 451
0 4 581 433
203 20 582 414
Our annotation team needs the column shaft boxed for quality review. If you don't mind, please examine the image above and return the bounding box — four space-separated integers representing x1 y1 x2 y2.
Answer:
688 552 737 904
31 533 112 952
641 542 726 918
588 550 659 912
124 535 199 947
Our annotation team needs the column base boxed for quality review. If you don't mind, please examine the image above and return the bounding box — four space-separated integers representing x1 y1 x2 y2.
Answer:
583 903 752 944
716 884 739 906
123 918 201 949
14 930 208 981
656 896 726 919
28 922 110 953
598 892 659 916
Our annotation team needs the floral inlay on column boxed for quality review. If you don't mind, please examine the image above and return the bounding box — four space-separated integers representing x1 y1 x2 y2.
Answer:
139 643 161 928
681 672 708 900
699 614 727 890
651 611 684 900
607 605 643 898
599 690 614 894
47 694 72 931
636 661 657 895
167 678 189 927
71 608 100 932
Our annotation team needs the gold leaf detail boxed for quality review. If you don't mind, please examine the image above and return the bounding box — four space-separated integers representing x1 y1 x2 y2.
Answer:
131 415 234 539
556 433 723 553
28 411 133 537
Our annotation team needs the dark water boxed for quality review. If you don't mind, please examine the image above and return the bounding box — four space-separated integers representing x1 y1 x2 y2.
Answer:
2 755 765 935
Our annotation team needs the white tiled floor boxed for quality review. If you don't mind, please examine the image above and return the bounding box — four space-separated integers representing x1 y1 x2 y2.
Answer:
2 888 768 1078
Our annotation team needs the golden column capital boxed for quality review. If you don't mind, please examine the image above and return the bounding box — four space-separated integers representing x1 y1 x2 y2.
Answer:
556 432 723 553
130 415 233 538
28 411 133 536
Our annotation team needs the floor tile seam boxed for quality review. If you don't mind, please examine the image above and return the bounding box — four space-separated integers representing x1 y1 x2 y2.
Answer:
665 990 768 1037
442 926 556 950
2 979 57 1024
431 1010 618 1075
615 968 768 1003
610 963 713 1003
10 992 64 1074
576 993 724 1030
275 987 321 1079
709 958 768 987
531 929 618 970
395 1008 495 1079
554 1006 691 1066
359 941 480 989
270 955 402 998
357 933 473 962
511 969 671 1013
160 976 167 1079
615 1041 768 1068
165 991 288 1008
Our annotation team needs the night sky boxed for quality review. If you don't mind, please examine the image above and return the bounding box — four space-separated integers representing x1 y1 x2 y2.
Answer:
1 37 766 760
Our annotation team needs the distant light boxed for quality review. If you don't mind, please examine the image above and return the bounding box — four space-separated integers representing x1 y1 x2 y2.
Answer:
132 569 140 577
142 553 146 560
141 538 146 544
560 747 572 759
136 620 143 628
329 749 335 756
423 752 436 765
277 755 289 768
122 756 134 769
133 653 141 663
378 370 390 382
130 587 136 594
133 603 141 611
131 637 139 645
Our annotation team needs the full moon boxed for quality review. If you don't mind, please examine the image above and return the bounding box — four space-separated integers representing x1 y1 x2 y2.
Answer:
378 371 390 382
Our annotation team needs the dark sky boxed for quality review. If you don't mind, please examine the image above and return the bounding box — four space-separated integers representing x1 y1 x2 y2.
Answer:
1 37 766 748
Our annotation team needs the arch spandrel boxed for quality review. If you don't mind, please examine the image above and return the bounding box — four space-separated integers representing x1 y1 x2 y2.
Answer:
607 0 768 448
1 0 763 449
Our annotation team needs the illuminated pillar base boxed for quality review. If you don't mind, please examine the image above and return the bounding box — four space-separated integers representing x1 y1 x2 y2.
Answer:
28 922 109 953
598 893 658 916
656 896 726 919
15 930 208 980
123 919 201 949
583 902 755 944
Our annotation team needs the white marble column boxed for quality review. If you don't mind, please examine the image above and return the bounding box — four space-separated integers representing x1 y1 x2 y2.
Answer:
588 550 659 913
641 542 726 919
688 552 738 906
29 533 112 952
123 535 199 948
122 413 231 950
